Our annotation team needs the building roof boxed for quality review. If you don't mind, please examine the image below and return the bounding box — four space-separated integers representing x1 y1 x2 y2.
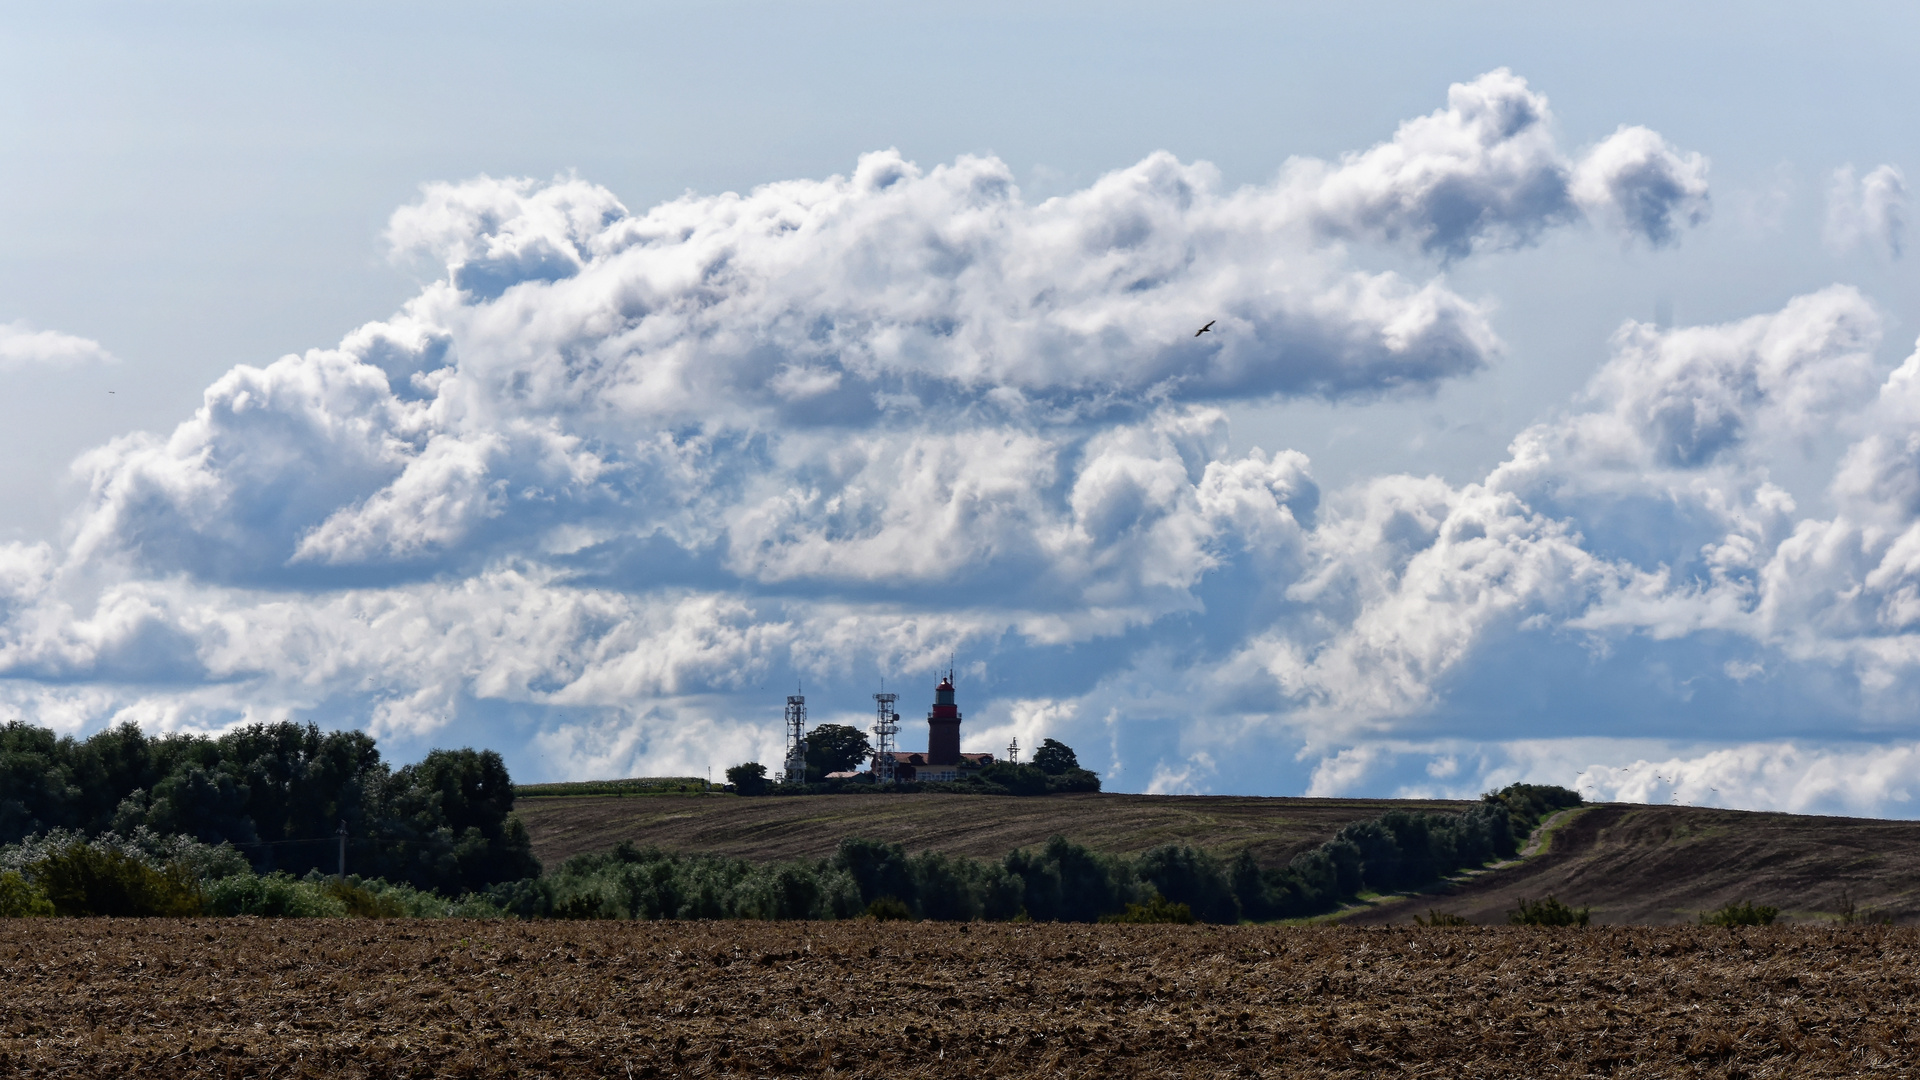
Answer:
881 751 993 764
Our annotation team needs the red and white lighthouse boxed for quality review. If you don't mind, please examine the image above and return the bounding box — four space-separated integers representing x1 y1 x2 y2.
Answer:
927 672 962 765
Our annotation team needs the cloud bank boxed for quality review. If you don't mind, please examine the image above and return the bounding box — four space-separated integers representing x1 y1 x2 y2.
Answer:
9 70 1920 816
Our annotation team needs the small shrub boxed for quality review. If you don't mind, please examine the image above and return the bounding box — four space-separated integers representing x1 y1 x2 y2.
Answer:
338 876 453 917
864 896 913 921
1835 887 1892 926
1700 900 1777 927
1508 895 1590 927
1099 897 1195 924
205 872 347 917
1414 909 1471 927
0 870 53 916
29 843 202 916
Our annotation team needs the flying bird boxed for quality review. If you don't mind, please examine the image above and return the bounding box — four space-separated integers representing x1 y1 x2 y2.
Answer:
1194 320 1215 337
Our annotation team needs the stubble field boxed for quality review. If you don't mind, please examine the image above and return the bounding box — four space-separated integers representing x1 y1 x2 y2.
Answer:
511 791 1468 867
3 919 1916 1078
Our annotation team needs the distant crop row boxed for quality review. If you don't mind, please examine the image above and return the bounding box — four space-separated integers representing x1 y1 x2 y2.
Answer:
514 777 715 798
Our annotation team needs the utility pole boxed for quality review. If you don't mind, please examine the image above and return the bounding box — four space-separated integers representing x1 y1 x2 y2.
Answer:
336 820 348 886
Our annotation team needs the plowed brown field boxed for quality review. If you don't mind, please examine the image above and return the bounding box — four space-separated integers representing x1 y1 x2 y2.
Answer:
4 919 1916 1078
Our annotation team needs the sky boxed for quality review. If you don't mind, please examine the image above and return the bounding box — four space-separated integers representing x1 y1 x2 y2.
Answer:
3 1 1920 814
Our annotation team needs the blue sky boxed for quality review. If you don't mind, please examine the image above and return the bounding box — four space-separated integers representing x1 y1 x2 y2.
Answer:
3 2 1920 814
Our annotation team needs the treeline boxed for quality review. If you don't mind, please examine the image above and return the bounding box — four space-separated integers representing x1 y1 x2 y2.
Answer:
0 717 1580 922
1233 784 1581 919
0 720 537 895
500 783 1582 922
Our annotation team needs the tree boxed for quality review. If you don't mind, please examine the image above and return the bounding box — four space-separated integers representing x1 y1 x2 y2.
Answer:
804 724 872 780
368 748 539 894
1032 738 1080 776
726 762 769 796
0 721 79 843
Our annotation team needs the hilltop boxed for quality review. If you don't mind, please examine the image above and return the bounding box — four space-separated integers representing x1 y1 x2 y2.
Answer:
1340 802 1920 926
514 791 1920 925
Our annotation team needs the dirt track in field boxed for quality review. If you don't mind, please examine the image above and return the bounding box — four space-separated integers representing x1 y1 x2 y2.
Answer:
513 792 1467 868
1341 804 1920 927
5 919 1918 1078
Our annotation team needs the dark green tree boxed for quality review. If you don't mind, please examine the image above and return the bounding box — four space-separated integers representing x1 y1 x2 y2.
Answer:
1031 738 1080 775
1135 843 1240 924
0 722 79 842
836 837 915 909
804 724 872 780
216 722 383 872
366 748 539 894
726 762 769 795
1005 835 1138 922
137 764 258 847
67 723 158 833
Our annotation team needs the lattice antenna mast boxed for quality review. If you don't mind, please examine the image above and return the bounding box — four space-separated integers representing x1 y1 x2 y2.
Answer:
782 688 808 784
872 688 900 784
1006 736 1020 765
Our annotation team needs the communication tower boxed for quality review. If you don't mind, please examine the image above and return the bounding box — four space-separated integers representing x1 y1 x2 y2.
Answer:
1006 736 1020 765
871 689 900 783
782 690 808 784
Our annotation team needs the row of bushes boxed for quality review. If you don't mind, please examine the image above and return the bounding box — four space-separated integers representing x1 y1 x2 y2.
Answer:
506 784 1581 923
0 720 539 896
0 830 507 918
1232 784 1580 920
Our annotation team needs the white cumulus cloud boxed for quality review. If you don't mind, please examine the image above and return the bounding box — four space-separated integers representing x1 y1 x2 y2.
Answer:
0 321 115 370
44 72 1920 820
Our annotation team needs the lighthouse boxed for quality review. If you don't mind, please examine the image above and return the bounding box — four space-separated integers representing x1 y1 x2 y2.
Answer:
866 672 993 782
927 671 962 765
